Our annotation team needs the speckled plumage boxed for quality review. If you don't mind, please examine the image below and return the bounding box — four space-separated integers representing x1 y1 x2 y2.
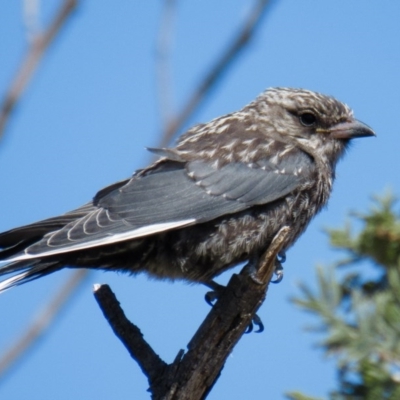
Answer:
0 88 374 291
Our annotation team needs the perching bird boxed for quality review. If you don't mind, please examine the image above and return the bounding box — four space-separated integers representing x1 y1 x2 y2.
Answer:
0 88 374 292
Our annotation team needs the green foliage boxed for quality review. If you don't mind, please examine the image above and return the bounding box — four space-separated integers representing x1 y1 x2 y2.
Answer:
290 194 400 399
286 391 324 400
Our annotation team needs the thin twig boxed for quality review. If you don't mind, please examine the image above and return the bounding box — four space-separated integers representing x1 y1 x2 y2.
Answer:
23 0 41 42
160 0 271 147
0 269 88 382
0 0 78 138
156 0 177 128
0 0 79 380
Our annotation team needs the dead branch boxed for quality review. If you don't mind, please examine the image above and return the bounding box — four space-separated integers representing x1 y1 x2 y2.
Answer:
93 283 167 382
0 0 78 138
0 0 80 380
94 226 290 399
159 0 272 147
0 269 88 382
156 0 177 128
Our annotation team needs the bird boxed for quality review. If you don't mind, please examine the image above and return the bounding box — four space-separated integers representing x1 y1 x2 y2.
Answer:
0 87 374 293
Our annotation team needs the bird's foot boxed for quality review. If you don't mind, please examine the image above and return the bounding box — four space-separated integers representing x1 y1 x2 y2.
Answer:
245 314 264 333
277 250 286 264
203 279 264 333
242 257 262 284
242 252 285 285
204 280 225 306
271 251 285 284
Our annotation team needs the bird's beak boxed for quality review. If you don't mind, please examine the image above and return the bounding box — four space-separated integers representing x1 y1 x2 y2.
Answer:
329 119 375 140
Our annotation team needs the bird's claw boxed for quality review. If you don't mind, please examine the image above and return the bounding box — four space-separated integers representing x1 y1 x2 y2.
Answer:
245 314 264 333
271 261 284 284
204 280 225 306
204 290 219 306
277 251 286 264
270 251 285 284
242 258 264 285
242 253 285 284
203 280 264 333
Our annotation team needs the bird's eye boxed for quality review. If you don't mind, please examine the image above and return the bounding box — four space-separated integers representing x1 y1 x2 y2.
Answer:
299 112 317 127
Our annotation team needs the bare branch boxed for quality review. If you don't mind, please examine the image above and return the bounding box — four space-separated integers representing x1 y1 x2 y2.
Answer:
0 0 81 380
93 283 167 382
23 0 41 41
0 269 88 382
94 227 290 399
160 0 272 147
0 0 78 138
156 0 177 128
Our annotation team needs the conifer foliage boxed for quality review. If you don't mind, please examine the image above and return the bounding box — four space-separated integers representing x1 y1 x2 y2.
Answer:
288 195 400 400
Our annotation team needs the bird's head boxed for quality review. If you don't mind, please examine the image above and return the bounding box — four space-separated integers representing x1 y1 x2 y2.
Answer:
253 87 375 165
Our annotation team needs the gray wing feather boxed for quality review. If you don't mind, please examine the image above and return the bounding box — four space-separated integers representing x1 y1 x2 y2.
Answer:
21 152 311 257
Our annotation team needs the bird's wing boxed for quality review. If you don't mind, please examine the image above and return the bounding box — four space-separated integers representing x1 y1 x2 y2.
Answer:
7 152 312 260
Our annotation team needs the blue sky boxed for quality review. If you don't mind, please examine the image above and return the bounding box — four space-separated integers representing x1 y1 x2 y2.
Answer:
0 1 399 399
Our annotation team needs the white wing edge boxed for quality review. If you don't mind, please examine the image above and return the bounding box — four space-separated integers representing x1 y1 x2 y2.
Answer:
0 271 31 293
5 219 196 262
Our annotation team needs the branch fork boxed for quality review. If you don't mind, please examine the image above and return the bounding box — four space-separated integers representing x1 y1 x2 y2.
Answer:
94 226 290 399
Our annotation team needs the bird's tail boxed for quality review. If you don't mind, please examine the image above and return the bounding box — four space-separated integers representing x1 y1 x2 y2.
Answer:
0 259 62 293
0 214 71 293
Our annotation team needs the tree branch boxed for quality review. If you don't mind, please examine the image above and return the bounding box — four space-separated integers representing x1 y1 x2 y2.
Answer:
0 0 78 138
0 1 81 381
93 284 167 382
155 0 177 128
94 226 290 399
160 0 272 147
0 269 88 382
